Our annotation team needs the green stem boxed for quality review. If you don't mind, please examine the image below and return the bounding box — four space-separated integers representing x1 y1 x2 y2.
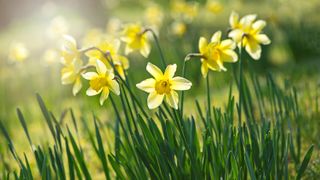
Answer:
238 44 243 126
206 72 212 119
144 28 167 69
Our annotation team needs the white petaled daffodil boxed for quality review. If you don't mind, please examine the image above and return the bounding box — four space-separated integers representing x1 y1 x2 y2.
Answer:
61 58 83 96
228 11 271 60
198 31 238 77
82 60 120 105
136 63 192 109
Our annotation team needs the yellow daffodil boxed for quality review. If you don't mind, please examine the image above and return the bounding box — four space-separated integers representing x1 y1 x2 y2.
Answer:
8 42 29 62
121 23 151 58
61 35 80 65
136 63 192 109
198 31 238 77
85 39 129 79
228 12 271 60
81 28 105 48
82 60 120 105
61 58 83 95
206 1 223 14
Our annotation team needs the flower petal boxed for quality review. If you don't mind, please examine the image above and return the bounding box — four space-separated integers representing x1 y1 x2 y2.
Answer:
86 87 100 96
125 45 133 55
99 88 110 105
171 77 192 90
228 29 243 43
201 60 209 78
140 42 151 58
146 62 163 79
109 80 120 95
220 50 238 62
164 64 177 79
220 39 236 50
211 31 222 43
252 20 266 33
229 11 239 28
136 78 156 93
255 34 271 45
82 72 98 80
147 91 164 109
96 59 107 75
166 90 179 109
199 37 208 54
72 77 82 96
245 40 261 60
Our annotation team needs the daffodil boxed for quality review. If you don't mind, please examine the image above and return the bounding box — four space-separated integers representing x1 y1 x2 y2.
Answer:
171 21 187 37
136 63 192 109
85 39 129 79
198 31 238 77
144 3 164 31
206 1 223 15
121 23 151 58
228 12 271 60
8 42 29 62
61 35 80 65
47 16 69 39
171 1 199 22
82 60 120 105
61 58 83 95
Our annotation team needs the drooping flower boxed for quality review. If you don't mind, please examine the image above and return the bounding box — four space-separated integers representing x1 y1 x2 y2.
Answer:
136 63 192 109
8 42 29 62
198 31 238 77
82 60 120 105
61 35 80 65
85 39 129 79
228 11 271 60
121 23 151 58
61 57 83 95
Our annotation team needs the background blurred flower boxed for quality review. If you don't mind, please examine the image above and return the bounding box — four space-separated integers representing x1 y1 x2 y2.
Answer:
8 42 29 62
136 63 192 109
171 0 199 23
144 3 164 32
43 48 59 65
47 16 69 39
61 58 83 95
61 35 80 65
171 21 187 37
206 0 223 15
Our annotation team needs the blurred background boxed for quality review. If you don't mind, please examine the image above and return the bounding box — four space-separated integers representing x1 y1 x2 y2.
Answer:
0 0 320 176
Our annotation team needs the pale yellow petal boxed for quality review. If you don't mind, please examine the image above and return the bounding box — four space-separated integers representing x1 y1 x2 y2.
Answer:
109 80 120 95
199 37 208 54
164 64 177 79
245 40 261 60
211 31 222 43
229 11 239 28
86 87 101 96
220 50 238 62
255 34 271 45
140 42 151 58
100 88 110 105
96 59 107 75
147 91 164 109
146 62 163 79
228 29 243 43
252 20 266 33
171 77 192 90
125 45 133 55
165 90 179 109
72 77 82 96
136 78 156 93
62 35 77 51
220 39 236 50
216 60 227 71
82 72 98 80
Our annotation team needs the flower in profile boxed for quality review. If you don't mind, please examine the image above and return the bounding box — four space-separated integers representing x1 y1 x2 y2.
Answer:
136 63 192 109
228 11 271 60
82 60 120 105
8 42 29 62
85 39 129 79
198 31 238 77
61 58 83 95
121 23 151 58
61 35 80 65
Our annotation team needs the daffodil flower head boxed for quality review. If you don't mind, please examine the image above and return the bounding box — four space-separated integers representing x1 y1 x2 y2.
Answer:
228 12 271 60
198 31 238 77
82 60 120 105
61 35 80 65
136 63 192 109
61 58 83 96
121 23 151 58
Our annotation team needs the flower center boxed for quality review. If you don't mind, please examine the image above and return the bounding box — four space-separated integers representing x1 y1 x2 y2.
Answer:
155 79 171 94
90 76 109 91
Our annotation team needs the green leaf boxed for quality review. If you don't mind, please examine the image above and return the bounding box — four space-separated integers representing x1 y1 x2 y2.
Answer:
296 145 314 180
